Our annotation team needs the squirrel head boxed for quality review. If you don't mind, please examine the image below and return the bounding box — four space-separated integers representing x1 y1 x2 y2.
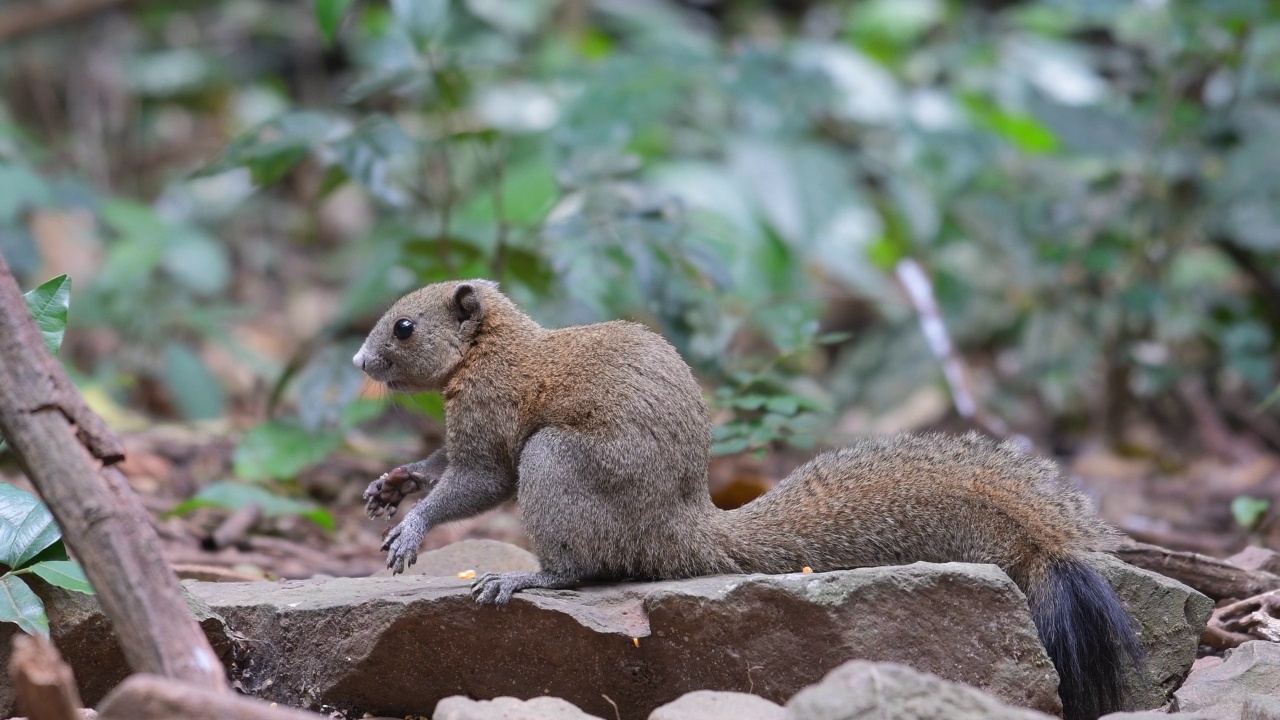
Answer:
353 279 501 393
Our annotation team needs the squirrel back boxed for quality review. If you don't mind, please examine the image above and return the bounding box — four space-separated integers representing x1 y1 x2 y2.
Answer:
356 280 1141 720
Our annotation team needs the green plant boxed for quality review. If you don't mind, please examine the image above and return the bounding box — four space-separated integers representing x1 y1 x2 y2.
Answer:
0 484 94 636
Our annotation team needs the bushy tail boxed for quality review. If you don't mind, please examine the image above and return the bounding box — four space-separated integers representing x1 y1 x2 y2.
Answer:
1028 558 1144 720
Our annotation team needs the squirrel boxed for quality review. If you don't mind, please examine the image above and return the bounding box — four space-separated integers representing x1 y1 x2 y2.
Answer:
352 279 1142 720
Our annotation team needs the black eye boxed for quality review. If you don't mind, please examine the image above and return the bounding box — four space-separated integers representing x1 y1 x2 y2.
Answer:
393 318 415 340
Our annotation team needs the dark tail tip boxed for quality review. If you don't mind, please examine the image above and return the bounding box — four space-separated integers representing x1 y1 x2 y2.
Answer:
1029 558 1144 720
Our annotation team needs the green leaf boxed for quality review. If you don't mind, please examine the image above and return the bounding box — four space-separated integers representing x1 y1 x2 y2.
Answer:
332 115 414 206
22 275 71 356
315 0 356 45
170 482 336 531
24 561 93 595
162 343 226 421
233 420 343 481
391 0 448 46
0 162 55 225
0 484 61 570
1231 496 1271 531
0 575 48 636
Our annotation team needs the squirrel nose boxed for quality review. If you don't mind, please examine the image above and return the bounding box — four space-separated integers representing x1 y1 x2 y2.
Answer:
352 349 367 371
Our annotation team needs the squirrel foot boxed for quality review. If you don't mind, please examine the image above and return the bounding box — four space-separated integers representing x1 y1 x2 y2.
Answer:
382 514 428 574
471 570 580 605
364 466 425 519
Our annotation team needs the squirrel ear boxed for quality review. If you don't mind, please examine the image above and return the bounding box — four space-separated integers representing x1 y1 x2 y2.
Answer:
453 283 483 323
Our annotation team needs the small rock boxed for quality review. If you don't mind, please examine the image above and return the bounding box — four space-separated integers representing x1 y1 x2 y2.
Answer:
373 539 539 578
1175 641 1280 718
784 660 1056 720
1227 546 1280 575
434 696 603 719
1094 553 1214 710
649 690 784 720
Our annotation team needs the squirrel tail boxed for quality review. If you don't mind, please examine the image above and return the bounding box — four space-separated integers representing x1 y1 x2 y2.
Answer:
1027 557 1143 720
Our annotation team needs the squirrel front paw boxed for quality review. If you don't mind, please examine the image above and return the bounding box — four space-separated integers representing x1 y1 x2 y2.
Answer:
363 466 425 519
382 515 427 574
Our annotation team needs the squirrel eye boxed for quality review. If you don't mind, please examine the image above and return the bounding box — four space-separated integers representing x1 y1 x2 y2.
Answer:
393 318 415 340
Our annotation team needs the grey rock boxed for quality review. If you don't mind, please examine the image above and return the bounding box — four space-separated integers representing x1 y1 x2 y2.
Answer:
1175 641 1280 719
784 660 1056 720
649 690 785 720
434 695 602 719
1227 546 1280 575
1244 694 1280 720
195 560 1060 720
373 539 539 578
1094 553 1215 710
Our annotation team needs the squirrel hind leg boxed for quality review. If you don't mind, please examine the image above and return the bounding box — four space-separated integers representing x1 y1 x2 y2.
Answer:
1029 558 1144 720
471 569 581 605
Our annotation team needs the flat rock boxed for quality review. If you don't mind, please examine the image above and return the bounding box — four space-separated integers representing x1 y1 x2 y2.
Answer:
434 695 602 719
1093 553 1215 710
1175 641 1280 718
649 690 785 720
192 561 1061 719
0 547 1207 720
372 539 540 578
784 660 1056 720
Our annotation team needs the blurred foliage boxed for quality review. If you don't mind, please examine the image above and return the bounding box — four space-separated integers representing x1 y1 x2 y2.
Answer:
1 0 1279 475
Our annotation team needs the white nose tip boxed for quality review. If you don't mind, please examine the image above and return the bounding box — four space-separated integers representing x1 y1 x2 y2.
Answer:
352 348 366 371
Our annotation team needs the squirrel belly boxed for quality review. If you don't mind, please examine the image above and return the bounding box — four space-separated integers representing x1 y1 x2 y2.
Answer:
356 280 1142 720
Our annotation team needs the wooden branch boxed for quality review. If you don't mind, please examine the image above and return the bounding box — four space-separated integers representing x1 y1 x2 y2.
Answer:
1116 541 1280 601
0 0 144 42
97 675 324 720
203 503 261 550
1205 588 1280 651
895 258 1015 440
9 634 83 720
0 255 226 690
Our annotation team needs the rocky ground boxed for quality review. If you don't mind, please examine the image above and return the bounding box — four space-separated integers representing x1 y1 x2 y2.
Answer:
3 539 1275 720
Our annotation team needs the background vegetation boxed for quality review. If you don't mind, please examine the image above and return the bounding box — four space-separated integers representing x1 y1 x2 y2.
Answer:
1 0 1278 522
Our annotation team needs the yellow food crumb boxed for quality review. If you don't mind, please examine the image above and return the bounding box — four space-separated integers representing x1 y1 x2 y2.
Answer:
802 566 813 574
632 637 640 647
457 569 476 579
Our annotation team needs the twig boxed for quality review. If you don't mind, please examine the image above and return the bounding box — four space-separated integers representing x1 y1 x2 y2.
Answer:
1115 540 1280 601
1205 588 1280 650
97 675 322 719
895 258 1010 438
202 504 261 551
0 0 144 42
9 634 83 720
600 694 621 720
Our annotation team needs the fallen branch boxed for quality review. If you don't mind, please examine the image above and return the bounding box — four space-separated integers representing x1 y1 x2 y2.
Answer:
1204 588 1280 651
0 0 144 42
9 634 83 720
97 675 323 720
203 503 261 551
1115 541 1280 601
0 255 226 690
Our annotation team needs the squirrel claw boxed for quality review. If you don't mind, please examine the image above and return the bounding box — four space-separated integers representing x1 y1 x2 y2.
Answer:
382 515 424 574
364 466 424 519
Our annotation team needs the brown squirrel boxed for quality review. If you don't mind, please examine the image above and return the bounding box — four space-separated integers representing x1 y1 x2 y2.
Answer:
353 280 1142 720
